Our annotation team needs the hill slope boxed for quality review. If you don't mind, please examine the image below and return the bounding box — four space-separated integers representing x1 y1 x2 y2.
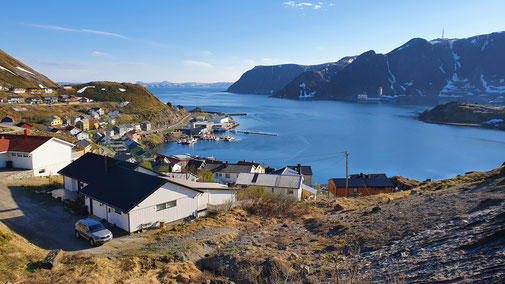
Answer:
0 49 57 89
419 101 505 129
69 82 184 125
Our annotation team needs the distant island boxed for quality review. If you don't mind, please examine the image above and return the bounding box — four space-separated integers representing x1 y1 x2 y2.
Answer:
419 102 505 130
227 31 505 105
137 81 233 89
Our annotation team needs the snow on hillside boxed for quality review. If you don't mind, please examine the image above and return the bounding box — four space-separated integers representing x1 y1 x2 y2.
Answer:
16 66 35 75
0 66 16 76
77 86 95 93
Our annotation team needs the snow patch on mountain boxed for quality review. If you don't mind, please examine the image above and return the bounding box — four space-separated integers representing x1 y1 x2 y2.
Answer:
0 66 16 76
384 55 397 91
16 66 35 75
77 86 95 94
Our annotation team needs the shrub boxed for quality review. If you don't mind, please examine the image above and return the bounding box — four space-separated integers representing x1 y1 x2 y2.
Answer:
238 186 310 218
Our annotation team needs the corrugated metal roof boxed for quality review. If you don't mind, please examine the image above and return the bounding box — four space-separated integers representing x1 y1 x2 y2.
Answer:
236 173 301 189
302 184 317 195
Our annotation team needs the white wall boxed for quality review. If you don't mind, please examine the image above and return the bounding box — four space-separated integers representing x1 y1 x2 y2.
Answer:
105 207 129 230
269 187 302 200
1 152 33 169
214 172 240 184
197 192 210 211
128 183 199 232
206 190 236 205
64 176 79 191
31 139 74 176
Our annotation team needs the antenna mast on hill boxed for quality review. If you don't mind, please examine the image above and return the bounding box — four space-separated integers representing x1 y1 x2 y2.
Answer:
442 28 445 39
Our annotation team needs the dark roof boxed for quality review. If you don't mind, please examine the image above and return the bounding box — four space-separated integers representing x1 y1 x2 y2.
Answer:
331 173 393 188
113 153 135 162
211 164 254 174
203 163 224 172
58 152 138 183
0 134 53 153
287 165 313 175
75 140 91 148
187 159 205 169
80 166 168 212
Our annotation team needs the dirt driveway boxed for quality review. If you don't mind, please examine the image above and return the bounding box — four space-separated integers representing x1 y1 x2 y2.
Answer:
0 170 147 253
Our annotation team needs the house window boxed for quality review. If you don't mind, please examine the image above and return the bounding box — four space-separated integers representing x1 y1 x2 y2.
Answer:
354 188 358 192
156 200 177 211
23 154 28 157
288 189 294 195
225 173 230 178
11 153 15 156
38 169 45 174
17 153 22 157
115 209 121 214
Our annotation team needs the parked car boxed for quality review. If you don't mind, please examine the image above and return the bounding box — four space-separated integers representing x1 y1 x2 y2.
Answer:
74 219 113 246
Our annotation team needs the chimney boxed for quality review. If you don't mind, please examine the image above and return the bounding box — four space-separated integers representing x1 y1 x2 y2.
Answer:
360 173 363 178
297 163 302 175
24 129 30 136
104 155 109 172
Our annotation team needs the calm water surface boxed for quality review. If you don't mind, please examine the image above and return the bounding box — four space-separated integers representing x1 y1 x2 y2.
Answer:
150 88 505 184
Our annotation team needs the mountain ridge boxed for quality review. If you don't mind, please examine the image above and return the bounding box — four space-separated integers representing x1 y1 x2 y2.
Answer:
228 31 505 104
0 49 57 89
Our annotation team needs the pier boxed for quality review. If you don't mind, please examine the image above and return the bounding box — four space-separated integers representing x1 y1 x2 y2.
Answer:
233 130 278 136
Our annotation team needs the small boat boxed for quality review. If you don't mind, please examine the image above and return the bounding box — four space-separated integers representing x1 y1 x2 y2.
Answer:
178 136 197 145
214 127 227 132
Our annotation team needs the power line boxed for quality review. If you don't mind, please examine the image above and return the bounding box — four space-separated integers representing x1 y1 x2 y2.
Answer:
258 151 347 161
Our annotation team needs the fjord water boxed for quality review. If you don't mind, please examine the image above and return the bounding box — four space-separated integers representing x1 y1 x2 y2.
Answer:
151 88 505 184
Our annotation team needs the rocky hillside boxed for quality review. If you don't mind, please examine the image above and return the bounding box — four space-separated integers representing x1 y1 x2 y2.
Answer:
1 164 504 283
230 31 505 103
67 82 185 125
0 49 57 89
420 101 505 130
226 57 355 95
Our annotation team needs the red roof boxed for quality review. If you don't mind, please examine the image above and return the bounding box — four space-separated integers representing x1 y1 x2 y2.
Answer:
17 122 33 129
0 134 52 153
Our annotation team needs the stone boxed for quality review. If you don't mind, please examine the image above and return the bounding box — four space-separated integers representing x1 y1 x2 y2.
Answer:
289 253 299 260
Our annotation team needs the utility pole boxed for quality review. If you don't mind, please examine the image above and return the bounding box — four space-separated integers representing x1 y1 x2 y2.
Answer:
345 151 349 197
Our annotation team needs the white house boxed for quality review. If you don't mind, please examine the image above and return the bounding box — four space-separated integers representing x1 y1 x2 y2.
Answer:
235 173 317 200
165 178 236 212
75 131 90 141
0 133 75 176
211 163 264 184
59 153 236 232
209 116 230 124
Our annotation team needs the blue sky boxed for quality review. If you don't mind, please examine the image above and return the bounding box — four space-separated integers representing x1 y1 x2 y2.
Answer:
1 0 504 83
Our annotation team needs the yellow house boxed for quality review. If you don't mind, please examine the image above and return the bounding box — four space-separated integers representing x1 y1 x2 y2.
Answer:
75 140 92 153
76 119 90 131
49 116 62 127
